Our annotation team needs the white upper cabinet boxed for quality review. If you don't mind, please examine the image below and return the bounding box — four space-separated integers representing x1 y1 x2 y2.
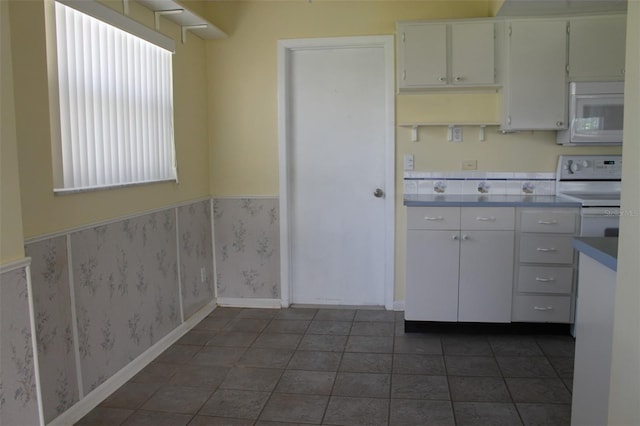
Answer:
502 19 568 131
397 20 496 90
568 15 626 81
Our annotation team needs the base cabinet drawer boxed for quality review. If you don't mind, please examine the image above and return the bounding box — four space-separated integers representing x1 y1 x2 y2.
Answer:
519 234 574 264
407 207 460 230
520 210 578 233
512 295 571 323
518 266 573 294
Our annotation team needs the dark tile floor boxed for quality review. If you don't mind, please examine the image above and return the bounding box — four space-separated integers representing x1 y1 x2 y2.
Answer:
76 307 575 426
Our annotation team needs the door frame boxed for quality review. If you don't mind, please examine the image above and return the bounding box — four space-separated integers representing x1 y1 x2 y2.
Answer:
277 36 396 310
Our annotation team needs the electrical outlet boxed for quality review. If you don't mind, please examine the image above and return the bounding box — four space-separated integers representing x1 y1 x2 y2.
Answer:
200 267 206 283
462 160 477 170
452 126 463 142
403 154 414 171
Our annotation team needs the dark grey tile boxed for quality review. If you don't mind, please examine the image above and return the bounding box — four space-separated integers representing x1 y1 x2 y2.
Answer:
274 370 335 395
298 334 347 352
259 393 328 424
194 317 232 332
200 389 271 420
324 396 389 426
314 309 356 321
223 318 270 333
395 321 406 336
101 382 160 409
140 385 212 414
191 346 245 367
394 335 442 355
206 332 258 347
393 354 446 375
75 407 134 425
155 345 200 364
169 364 229 388
255 422 312 426
389 399 454 426
130 362 179 385
275 309 317 320
395 311 405 322
445 356 501 377
350 322 394 337
535 335 575 357
287 350 342 371
265 320 310 334
489 336 544 357
354 310 395 322
189 415 254 425
441 335 492 356
391 374 449 400
332 372 391 398
562 377 573 393
549 356 574 378
497 357 557 378
346 336 393 353
238 348 294 369
339 353 392 373
177 330 215 346
219 367 283 392
208 307 243 319
454 402 523 426
252 333 302 349
506 378 572 404
236 308 279 319
516 403 572 426
448 377 511 402
120 410 192 426
306 320 352 335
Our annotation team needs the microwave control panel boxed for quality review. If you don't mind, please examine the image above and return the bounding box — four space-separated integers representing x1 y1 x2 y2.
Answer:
557 155 623 180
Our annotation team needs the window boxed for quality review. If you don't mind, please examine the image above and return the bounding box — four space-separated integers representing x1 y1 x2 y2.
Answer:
52 0 177 192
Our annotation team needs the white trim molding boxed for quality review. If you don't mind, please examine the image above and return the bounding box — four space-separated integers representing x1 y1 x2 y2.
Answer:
216 297 282 309
0 257 31 274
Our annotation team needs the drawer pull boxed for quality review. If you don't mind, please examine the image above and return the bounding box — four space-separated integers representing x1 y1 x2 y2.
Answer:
534 306 554 311
424 216 444 221
476 216 496 221
537 220 558 225
535 277 556 283
536 247 557 252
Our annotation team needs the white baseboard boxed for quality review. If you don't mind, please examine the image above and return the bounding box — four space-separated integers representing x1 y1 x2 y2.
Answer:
216 297 281 309
393 300 405 311
48 300 216 426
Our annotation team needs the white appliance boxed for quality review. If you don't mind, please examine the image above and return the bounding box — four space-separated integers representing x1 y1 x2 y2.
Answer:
557 81 624 146
556 155 622 236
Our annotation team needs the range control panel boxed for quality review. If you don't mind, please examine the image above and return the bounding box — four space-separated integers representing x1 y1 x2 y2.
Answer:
557 155 623 180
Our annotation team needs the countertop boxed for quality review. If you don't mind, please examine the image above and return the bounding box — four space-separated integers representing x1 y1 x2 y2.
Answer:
573 237 618 271
404 194 582 208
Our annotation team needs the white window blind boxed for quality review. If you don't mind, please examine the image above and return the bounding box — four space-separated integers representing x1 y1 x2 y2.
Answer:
54 1 177 192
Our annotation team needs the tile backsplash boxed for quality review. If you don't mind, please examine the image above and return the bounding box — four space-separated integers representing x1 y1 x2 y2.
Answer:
404 171 556 196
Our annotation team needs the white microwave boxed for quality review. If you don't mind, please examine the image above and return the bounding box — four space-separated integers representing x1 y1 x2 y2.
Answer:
557 81 624 146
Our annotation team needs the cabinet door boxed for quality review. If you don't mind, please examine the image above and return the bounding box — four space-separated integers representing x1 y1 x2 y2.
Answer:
398 23 447 88
451 22 495 86
458 230 514 322
405 230 459 321
569 15 626 81
505 20 568 130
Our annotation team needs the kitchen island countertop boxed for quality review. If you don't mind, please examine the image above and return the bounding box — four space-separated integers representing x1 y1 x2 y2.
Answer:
573 237 618 271
404 194 582 208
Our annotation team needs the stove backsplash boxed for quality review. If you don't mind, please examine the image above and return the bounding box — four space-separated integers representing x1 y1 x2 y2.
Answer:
404 172 556 196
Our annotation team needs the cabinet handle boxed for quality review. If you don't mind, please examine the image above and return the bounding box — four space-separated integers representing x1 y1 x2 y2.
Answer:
455 76 463 82
534 306 554 311
535 277 556 283
461 234 469 241
424 216 444 221
556 121 563 127
439 77 446 82
476 216 496 221
452 234 459 241
536 247 557 252
537 220 558 225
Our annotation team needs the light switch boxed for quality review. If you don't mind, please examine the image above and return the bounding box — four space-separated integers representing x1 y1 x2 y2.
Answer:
404 154 414 171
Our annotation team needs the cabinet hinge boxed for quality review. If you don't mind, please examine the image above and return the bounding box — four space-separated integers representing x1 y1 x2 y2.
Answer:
566 64 570 75
508 25 512 37
567 23 570 34
402 70 406 81
507 115 511 126
402 32 406 42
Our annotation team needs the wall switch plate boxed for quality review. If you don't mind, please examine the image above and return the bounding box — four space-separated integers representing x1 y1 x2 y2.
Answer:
452 126 463 142
462 160 477 170
403 154 414 171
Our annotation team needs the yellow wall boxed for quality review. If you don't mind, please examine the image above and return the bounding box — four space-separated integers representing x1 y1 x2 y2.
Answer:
204 0 622 300
609 3 640 424
8 0 211 239
1 0 25 263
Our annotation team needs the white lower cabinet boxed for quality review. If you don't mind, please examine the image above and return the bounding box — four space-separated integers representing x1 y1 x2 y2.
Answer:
405 207 515 322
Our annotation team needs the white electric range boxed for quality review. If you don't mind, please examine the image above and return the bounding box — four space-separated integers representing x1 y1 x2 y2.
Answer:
556 155 622 237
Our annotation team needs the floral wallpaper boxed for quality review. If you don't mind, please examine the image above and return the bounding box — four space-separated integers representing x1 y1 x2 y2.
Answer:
0 266 40 426
70 210 181 393
25 236 79 423
213 198 280 299
178 200 215 319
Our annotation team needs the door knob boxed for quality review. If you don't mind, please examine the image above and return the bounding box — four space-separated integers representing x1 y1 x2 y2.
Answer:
373 188 384 198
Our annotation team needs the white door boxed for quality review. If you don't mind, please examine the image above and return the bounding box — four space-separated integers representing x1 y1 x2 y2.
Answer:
278 37 395 308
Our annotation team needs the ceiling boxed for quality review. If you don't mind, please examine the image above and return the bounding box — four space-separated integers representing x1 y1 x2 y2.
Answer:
496 0 627 16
